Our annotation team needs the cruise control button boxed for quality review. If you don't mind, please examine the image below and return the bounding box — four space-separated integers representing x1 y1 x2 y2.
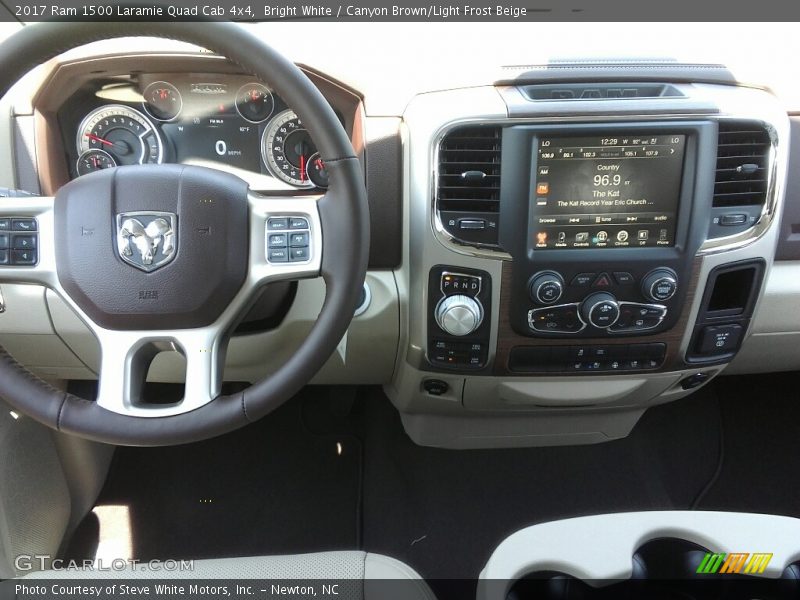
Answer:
11 249 37 265
289 217 309 230
11 218 37 232
268 233 288 247
290 247 310 262
268 248 288 262
289 232 309 247
12 235 36 250
267 218 289 230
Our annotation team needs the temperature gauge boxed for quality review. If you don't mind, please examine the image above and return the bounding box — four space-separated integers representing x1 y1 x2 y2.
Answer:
76 149 117 176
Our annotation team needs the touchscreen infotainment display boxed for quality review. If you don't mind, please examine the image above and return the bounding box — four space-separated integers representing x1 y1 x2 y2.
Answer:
530 133 686 250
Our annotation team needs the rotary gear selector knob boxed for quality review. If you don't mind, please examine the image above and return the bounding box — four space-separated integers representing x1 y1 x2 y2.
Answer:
581 292 621 329
435 294 484 336
642 268 678 302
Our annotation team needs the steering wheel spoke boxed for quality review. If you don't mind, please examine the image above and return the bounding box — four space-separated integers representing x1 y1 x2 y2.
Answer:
0 196 57 286
247 191 323 286
96 329 225 418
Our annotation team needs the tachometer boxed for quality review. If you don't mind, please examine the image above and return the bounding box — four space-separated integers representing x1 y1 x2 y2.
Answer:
77 104 164 167
261 109 317 188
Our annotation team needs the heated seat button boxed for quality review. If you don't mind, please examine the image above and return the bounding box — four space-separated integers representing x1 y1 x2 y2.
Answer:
698 324 743 354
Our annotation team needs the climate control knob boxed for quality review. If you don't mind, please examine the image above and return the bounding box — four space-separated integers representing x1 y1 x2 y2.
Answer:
435 294 484 336
642 268 678 302
581 292 621 329
528 271 565 305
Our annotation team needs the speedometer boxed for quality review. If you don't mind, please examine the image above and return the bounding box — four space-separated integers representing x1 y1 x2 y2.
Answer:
76 105 164 168
261 109 317 188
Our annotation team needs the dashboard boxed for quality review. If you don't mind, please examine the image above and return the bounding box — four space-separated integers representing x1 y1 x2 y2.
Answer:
1 30 800 452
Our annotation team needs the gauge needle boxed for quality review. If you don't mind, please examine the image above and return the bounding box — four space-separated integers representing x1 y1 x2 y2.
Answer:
299 154 306 183
85 133 113 147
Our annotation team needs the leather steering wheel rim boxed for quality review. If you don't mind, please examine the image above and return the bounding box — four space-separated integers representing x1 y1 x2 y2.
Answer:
0 22 369 446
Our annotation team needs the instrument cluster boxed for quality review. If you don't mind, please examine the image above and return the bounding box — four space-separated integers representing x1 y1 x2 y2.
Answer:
65 73 334 190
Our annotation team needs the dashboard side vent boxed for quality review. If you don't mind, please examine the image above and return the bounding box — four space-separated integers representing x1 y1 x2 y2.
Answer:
436 126 502 247
713 122 771 208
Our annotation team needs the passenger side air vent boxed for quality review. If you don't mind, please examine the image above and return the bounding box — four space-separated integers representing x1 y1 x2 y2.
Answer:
437 126 502 247
714 122 770 207
708 121 771 239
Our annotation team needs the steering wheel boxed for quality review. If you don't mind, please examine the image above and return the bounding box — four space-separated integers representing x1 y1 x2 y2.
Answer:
0 23 369 446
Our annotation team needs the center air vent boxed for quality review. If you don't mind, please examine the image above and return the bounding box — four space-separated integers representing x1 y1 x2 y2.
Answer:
437 126 501 247
708 121 771 239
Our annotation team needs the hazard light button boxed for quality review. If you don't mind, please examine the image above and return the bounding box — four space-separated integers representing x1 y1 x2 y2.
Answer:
592 272 613 288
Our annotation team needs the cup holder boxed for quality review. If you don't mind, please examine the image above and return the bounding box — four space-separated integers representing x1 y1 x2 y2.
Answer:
508 538 800 600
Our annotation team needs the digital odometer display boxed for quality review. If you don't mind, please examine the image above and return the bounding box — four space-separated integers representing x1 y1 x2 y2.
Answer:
530 134 686 250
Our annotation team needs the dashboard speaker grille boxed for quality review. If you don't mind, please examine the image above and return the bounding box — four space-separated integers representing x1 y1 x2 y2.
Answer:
713 122 771 208
438 126 501 212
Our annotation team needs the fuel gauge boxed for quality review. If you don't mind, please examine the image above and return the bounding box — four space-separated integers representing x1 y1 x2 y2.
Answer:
76 149 117 176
